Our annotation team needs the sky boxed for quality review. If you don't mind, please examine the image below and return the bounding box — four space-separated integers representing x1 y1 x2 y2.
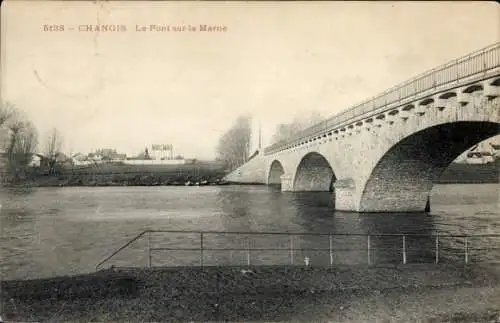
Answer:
1 1 499 159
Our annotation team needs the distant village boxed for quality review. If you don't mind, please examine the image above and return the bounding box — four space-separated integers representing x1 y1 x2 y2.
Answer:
25 138 500 169
26 145 194 169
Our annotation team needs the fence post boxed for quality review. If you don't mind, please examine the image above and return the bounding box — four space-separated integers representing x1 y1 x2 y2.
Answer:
329 235 333 266
246 237 251 266
464 236 468 264
435 235 439 264
148 231 152 268
367 235 371 265
402 235 407 265
200 232 204 268
289 235 294 265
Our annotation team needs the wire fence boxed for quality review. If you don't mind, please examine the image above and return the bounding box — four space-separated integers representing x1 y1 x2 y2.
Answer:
95 230 500 271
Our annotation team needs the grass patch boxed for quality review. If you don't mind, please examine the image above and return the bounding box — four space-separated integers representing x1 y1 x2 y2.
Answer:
2 264 499 322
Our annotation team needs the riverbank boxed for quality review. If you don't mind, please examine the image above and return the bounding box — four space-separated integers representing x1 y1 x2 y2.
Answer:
2 161 498 188
2 264 499 322
1 161 229 187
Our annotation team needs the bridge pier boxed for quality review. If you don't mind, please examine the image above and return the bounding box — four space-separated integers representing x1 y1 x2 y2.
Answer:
333 179 357 211
280 174 294 191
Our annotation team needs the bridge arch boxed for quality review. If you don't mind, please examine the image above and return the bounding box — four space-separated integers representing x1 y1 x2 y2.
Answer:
268 160 285 186
358 121 500 212
293 152 336 191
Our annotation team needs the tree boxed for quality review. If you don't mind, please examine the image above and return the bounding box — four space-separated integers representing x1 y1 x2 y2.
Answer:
6 120 38 181
45 128 63 158
271 111 324 143
216 115 252 171
44 128 64 174
0 102 16 127
1 102 18 152
0 103 39 183
15 121 38 163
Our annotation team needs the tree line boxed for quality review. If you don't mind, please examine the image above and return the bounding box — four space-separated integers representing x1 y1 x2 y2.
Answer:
215 111 324 172
270 111 323 143
2 104 324 182
0 102 64 184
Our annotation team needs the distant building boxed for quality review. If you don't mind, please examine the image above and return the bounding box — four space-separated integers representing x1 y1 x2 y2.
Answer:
455 139 499 164
150 144 174 160
29 154 44 168
130 147 152 160
71 153 93 166
93 148 126 161
54 153 72 166
490 143 500 159
88 153 103 162
72 153 87 161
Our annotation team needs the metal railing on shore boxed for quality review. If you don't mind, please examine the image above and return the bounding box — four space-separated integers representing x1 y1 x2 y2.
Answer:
264 42 500 155
95 230 500 271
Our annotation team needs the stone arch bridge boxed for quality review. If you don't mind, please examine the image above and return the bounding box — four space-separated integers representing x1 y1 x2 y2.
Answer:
225 43 500 212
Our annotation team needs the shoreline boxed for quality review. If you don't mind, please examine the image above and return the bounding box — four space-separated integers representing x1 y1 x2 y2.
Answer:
1 161 498 188
2 177 498 188
2 264 499 322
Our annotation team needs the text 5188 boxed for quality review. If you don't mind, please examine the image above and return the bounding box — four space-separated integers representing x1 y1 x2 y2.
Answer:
42 25 65 32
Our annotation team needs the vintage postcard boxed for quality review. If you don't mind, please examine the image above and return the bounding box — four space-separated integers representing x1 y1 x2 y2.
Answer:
1 1 499 322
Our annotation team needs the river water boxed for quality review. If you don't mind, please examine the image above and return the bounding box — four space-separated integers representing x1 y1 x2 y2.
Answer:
0 184 499 280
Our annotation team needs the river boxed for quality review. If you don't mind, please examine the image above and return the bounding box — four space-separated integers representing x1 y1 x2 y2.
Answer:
0 184 499 280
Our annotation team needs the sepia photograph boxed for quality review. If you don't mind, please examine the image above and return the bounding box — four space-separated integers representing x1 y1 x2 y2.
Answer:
1 1 499 322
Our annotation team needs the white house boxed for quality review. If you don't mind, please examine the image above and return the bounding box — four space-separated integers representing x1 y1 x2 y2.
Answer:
29 154 43 167
455 138 499 164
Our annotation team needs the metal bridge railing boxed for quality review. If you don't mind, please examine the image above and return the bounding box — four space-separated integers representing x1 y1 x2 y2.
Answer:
95 230 500 271
264 42 500 155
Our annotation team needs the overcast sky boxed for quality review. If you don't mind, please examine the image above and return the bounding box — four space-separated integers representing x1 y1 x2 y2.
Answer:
2 1 499 159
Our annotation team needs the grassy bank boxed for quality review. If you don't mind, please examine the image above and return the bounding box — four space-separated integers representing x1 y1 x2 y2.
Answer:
1 264 499 322
9 162 229 187
32 161 500 187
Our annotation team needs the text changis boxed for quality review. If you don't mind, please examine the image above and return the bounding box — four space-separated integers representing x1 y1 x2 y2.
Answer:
79 25 127 32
